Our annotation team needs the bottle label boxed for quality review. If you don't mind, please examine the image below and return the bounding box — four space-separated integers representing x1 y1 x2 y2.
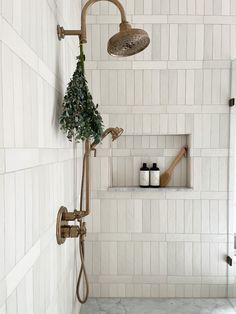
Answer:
150 171 160 186
140 171 149 186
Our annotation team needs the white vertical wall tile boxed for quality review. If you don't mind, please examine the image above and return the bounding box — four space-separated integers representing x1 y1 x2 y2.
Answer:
6 291 17 314
161 25 169 60
0 176 5 281
196 0 204 15
195 25 204 60
177 70 186 104
231 25 236 58
15 172 25 263
170 0 178 14
187 25 196 60
4 174 16 273
161 0 170 14
2 45 15 147
204 25 213 60
221 25 230 59
213 25 222 60
169 24 178 60
179 0 187 14
152 25 161 60
186 70 195 104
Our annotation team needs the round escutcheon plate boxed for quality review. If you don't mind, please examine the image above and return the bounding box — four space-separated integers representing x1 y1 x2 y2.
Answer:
56 206 68 245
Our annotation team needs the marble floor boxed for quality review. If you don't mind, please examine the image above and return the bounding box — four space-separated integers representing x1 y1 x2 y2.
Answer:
80 298 236 314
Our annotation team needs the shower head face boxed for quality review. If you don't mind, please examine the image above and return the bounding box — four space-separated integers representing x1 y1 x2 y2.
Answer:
111 127 124 141
107 23 150 57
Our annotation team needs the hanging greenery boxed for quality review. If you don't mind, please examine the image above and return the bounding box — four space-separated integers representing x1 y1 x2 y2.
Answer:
59 45 103 143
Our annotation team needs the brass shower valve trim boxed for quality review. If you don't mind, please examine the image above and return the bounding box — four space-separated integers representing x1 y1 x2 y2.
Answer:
56 206 87 245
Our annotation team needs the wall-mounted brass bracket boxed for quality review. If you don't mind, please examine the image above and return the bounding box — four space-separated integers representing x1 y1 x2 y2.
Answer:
56 206 87 245
57 25 82 40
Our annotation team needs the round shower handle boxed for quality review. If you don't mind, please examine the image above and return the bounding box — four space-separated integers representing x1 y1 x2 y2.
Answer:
61 225 81 238
60 223 87 239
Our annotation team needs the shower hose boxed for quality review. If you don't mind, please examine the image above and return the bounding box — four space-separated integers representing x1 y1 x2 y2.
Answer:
76 44 91 304
76 153 89 304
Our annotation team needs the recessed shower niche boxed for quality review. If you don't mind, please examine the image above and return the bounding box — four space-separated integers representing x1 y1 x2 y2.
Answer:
110 135 191 188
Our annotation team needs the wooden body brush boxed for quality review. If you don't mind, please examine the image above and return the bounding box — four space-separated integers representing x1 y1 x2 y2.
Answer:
160 146 188 187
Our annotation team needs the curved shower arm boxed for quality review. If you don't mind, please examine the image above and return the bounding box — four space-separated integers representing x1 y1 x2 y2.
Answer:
57 0 128 42
81 0 128 43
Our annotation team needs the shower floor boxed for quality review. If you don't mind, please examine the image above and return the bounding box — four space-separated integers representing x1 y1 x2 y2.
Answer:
80 298 236 314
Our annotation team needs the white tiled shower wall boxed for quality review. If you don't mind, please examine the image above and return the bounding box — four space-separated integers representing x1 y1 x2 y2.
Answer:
84 0 236 298
0 1 83 314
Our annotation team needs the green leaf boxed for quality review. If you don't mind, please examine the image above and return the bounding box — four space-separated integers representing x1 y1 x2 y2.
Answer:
59 47 104 143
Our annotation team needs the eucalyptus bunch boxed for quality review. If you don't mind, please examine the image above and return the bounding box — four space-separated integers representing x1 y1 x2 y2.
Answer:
60 50 103 143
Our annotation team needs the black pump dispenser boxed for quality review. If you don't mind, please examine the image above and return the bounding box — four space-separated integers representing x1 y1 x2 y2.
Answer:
150 163 160 187
139 163 149 187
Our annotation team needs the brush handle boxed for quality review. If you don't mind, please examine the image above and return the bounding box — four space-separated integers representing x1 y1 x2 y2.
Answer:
167 146 188 173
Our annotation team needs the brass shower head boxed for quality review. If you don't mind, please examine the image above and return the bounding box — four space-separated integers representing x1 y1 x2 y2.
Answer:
107 22 150 57
110 127 124 141
57 0 150 57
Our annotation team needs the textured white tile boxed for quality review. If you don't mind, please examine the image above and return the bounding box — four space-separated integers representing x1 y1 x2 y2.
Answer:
161 25 169 60
213 25 222 60
0 176 4 281
231 25 236 59
169 0 178 14
2 45 14 147
195 25 204 60
6 291 17 314
16 277 26 314
178 0 187 14
15 172 25 263
221 25 230 60
4 174 16 274
0 304 6 314
204 25 213 60
196 0 204 15
24 170 33 251
186 70 194 104
161 0 169 14
169 24 178 60
186 25 196 60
